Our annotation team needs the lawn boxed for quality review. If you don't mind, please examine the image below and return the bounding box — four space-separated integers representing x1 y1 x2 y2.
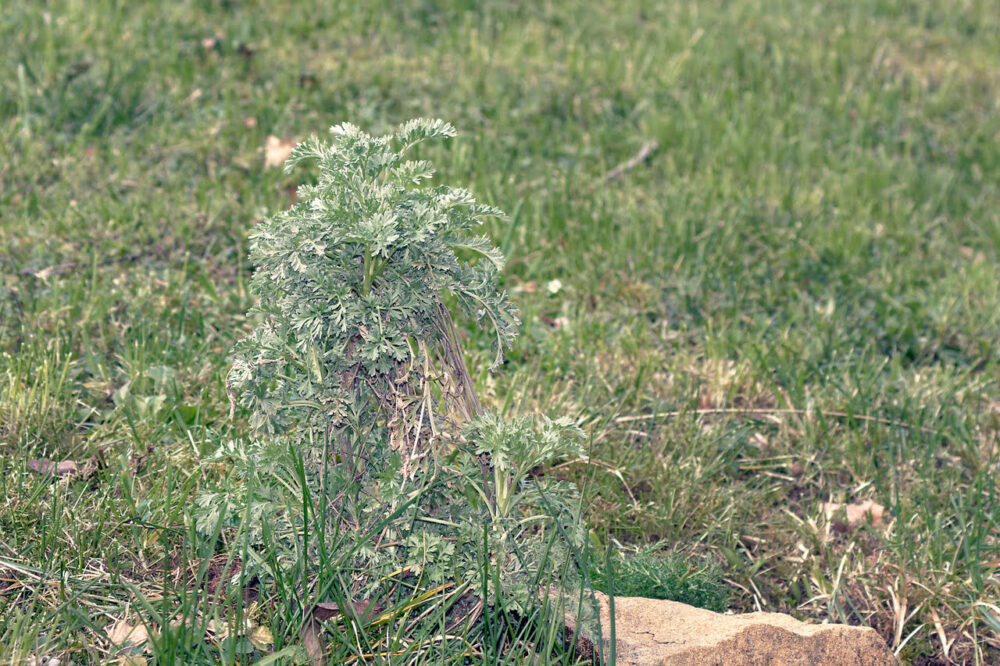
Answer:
2 0 999 663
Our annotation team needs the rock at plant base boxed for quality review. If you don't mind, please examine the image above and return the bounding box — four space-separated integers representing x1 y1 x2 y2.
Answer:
565 591 897 665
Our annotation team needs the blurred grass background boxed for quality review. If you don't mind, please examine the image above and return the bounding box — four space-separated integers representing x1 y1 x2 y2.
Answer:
1 0 999 663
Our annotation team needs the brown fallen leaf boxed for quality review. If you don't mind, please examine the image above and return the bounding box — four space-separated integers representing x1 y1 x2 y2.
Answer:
265 135 296 168
107 618 150 648
822 499 885 529
301 615 325 666
205 618 229 641
302 599 382 666
27 459 78 476
312 599 380 622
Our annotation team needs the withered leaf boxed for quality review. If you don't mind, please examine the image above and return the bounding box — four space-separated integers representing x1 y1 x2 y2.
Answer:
822 499 885 529
312 599 380 622
107 618 149 648
27 459 78 476
301 616 325 666
265 135 296 168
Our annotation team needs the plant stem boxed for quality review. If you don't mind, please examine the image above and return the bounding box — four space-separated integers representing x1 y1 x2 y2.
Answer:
433 301 495 513
361 245 373 295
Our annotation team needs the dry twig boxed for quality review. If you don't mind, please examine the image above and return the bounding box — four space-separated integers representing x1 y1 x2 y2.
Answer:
603 140 659 180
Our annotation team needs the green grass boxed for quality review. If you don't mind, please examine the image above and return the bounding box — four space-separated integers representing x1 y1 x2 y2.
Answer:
2 0 999 663
591 544 729 613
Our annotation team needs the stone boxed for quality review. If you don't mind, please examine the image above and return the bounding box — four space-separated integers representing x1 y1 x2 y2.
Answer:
565 591 898 665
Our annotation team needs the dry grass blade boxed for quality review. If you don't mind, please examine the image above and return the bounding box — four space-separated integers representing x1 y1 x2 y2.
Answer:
603 140 659 180
929 609 955 662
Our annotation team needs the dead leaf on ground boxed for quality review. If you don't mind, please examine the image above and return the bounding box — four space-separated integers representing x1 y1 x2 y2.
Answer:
301 599 383 666
510 280 538 294
27 459 78 476
206 617 250 642
107 618 150 648
249 624 274 649
822 499 885 529
301 616 325 666
312 599 381 622
265 135 296 168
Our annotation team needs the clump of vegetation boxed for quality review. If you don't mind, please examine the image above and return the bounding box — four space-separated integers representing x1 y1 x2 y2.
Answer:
196 119 595 658
592 544 729 613
5 4 1000 663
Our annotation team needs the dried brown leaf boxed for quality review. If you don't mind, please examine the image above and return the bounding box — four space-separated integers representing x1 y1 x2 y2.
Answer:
312 601 382 621
311 602 342 621
265 135 296 168
107 619 149 648
822 499 885 529
27 459 78 476
302 616 325 666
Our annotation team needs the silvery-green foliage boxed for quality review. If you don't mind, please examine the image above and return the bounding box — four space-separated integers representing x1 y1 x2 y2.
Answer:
198 119 590 633
228 118 518 463
464 412 585 523
453 412 590 610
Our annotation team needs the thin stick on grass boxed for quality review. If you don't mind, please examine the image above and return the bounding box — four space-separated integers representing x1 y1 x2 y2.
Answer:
603 140 659 181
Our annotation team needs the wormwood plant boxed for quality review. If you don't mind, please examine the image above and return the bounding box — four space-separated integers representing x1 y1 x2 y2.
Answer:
197 120 594 654
230 118 517 483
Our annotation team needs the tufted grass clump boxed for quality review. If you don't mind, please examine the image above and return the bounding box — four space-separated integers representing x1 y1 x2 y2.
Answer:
592 544 729 613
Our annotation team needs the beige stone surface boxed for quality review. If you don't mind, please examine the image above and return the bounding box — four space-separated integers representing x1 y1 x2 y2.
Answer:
566 592 898 665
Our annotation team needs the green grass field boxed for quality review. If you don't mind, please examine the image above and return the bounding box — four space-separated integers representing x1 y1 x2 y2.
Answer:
2 0 999 663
